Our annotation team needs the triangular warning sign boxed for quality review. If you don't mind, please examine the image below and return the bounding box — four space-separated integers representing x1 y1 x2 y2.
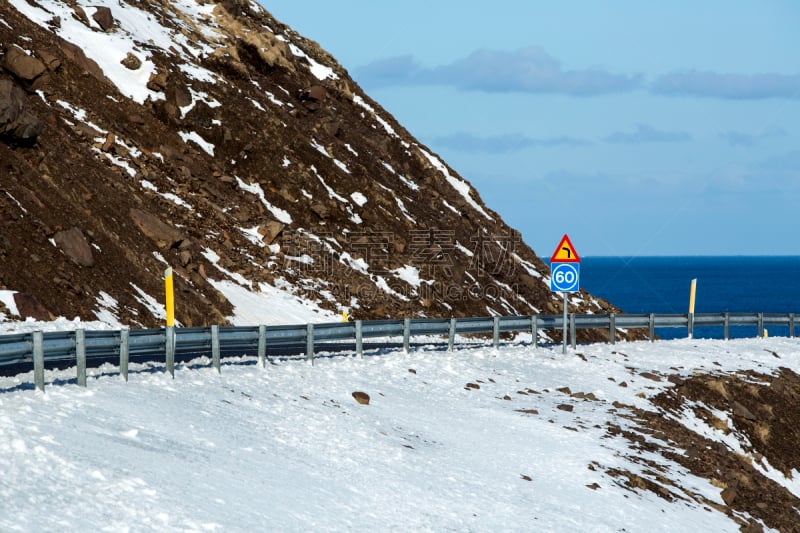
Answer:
550 234 580 263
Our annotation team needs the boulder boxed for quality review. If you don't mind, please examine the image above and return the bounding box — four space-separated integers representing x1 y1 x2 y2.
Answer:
13 292 54 320
36 49 62 71
130 208 187 249
92 6 115 31
0 77 43 142
352 391 370 405
2 46 46 83
53 227 94 267
57 37 108 83
120 52 142 70
258 220 284 245
147 70 168 92
302 85 327 102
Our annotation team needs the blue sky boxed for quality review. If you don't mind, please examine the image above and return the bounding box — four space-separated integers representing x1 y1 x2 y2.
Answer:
265 1 800 256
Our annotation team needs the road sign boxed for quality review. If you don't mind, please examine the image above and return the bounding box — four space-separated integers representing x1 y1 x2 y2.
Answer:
550 234 580 263
550 262 580 293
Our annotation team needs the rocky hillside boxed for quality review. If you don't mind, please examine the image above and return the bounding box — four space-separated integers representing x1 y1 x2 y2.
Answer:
0 0 622 334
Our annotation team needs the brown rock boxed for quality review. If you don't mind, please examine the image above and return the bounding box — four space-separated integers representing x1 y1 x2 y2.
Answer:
0 77 44 141
258 220 285 245
310 202 329 219
639 371 662 382
731 401 757 421
352 391 370 405
465 382 480 390
101 132 116 152
13 293 54 320
121 52 142 70
557 404 574 412
53 227 94 267
302 85 327 102
92 6 115 31
72 5 90 25
130 208 187 249
721 486 737 505
2 46 46 82
58 37 108 83
169 84 192 108
147 70 168 92
36 49 61 71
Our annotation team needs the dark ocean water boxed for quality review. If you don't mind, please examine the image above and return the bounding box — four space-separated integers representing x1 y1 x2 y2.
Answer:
577 256 800 340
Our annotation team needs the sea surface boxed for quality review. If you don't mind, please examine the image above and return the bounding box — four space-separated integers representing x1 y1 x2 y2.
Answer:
577 256 800 340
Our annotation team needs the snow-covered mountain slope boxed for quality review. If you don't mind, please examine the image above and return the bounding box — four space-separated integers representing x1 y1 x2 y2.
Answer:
0 0 621 338
2 336 799 531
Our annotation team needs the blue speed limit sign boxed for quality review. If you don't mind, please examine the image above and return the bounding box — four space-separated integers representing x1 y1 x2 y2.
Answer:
550 262 580 293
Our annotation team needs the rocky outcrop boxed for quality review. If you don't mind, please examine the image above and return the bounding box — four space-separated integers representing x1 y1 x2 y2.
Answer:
0 0 626 334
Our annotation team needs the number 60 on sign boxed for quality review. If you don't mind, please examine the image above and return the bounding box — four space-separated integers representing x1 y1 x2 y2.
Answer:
550 263 580 293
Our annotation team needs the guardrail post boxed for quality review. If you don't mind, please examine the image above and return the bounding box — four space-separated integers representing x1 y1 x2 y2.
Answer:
120 328 129 382
33 330 44 392
165 325 175 377
76 328 86 387
688 313 694 339
448 318 456 352
258 325 266 368
211 325 220 373
306 323 314 365
492 316 500 349
648 313 655 342
531 315 538 348
723 313 730 341
403 318 411 353
790 313 795 338
757 313 764 338
609 313 616 345
570 313 576 350
355 320 363 358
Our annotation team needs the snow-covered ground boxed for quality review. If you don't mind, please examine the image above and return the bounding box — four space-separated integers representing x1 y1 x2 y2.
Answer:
2 328 796 531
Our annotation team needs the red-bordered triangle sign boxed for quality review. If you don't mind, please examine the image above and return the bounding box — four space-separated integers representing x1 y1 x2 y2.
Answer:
550 234 580 263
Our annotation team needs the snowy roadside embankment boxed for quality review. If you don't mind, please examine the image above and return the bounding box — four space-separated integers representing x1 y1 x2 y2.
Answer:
2 336 796 531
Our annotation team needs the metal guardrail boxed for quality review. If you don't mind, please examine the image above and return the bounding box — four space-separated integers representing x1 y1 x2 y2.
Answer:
0 312 796 391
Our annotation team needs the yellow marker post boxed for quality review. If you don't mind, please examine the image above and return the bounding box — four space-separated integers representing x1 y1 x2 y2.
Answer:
164 267 175 377
341 311 349 323
164 267 175 327
688 278 697 339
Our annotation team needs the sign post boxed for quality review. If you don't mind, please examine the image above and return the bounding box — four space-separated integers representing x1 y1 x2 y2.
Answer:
549 234 581 354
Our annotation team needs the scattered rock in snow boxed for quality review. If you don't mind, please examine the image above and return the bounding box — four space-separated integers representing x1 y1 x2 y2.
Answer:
351 391 370 405
121 52 142 70
92 7 115 32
